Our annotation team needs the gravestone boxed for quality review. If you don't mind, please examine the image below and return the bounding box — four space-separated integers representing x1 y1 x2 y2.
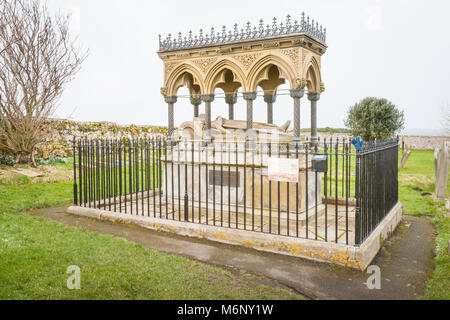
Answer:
400 150 411 169
434 141 450 199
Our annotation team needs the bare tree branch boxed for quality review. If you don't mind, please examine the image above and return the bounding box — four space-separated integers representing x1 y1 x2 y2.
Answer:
0 0 87 166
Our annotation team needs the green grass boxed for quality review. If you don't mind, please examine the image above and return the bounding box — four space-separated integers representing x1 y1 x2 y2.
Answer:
0 162 303 300
1 149 448 300
398 150 449 300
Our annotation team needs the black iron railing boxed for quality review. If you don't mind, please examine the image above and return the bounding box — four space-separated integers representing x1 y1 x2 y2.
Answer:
72 137 398 246
354 138 399 244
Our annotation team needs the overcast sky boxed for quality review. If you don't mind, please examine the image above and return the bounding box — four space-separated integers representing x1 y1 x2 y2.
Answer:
46 0 450 135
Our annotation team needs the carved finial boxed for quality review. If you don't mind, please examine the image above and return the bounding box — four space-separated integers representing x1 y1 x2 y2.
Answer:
286 14 291 28
234 23 238 35
272 17 277 29
246 21 251 35
188 30 193 41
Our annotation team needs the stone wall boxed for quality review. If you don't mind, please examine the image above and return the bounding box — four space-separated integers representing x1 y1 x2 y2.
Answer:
399 135 450 151
37 119 168 159
304 133 449 151
38 120 448 159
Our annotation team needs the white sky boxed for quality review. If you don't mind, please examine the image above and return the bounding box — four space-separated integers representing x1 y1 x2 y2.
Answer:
46 0 450 134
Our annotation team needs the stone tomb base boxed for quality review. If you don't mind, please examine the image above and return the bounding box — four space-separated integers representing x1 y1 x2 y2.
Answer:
67 201 402 270
163 143 323 225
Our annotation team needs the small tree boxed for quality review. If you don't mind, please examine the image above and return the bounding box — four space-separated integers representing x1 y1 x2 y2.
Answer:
0 0 87 166
344 97 405 141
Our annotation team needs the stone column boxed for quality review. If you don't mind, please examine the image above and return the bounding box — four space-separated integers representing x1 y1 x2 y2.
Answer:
307 92 320 145
190 97 201 118
164 96 177 139
225 96 237 120
263 95 276 124
243 92 257 131
201 94 214 141
289 89 305 141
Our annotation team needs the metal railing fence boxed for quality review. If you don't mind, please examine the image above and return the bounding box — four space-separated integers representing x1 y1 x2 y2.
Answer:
72 137 398 246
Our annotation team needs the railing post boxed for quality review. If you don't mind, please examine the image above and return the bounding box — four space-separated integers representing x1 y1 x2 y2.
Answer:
184 141 189 221
73 137 78 206
355 148 361 245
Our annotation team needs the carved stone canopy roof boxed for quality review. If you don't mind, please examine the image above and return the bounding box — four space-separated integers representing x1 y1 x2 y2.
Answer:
158 13 326 52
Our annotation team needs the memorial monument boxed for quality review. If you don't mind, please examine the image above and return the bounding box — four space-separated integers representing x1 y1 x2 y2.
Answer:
157 14 327 225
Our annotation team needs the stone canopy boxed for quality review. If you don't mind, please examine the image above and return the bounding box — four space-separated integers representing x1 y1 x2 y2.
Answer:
157 13 327 144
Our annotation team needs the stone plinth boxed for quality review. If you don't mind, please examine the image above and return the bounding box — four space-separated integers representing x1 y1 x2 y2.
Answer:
163 142 322 222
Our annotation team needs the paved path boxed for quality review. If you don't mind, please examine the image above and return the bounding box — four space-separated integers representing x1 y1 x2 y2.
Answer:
31 207 436 300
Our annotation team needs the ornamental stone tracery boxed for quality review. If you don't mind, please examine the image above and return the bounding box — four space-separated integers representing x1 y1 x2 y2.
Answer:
157 13 327 144
158 13 326 96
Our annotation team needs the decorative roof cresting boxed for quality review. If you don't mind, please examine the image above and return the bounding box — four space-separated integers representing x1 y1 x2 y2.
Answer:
158 13 326 52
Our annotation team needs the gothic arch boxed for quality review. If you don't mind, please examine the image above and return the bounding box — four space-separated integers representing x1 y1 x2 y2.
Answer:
205 59 246 94
165 63 205 96
247 54 298 92
303 56 322 93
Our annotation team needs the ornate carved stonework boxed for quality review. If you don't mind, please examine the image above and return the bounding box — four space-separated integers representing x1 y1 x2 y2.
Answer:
176 52 190 58
158 20 326 95
233 53 262 70
192 57 218 73
164 62 179 78
160 87 168 96
320 82 325 92
293 78 307 90
263 41 280 48
281 48 300 68
217 47 232 54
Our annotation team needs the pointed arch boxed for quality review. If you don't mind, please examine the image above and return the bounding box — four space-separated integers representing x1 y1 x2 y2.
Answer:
205 59 246 94
165 63 205 96
247 54 298 92
303 56 322 93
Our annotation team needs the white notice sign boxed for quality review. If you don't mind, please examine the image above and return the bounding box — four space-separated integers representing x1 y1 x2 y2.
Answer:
267 158 299 183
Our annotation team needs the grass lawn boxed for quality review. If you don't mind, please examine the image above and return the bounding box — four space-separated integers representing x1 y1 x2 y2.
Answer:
398 150 449 300
0 162 302 300
0 149 448 300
